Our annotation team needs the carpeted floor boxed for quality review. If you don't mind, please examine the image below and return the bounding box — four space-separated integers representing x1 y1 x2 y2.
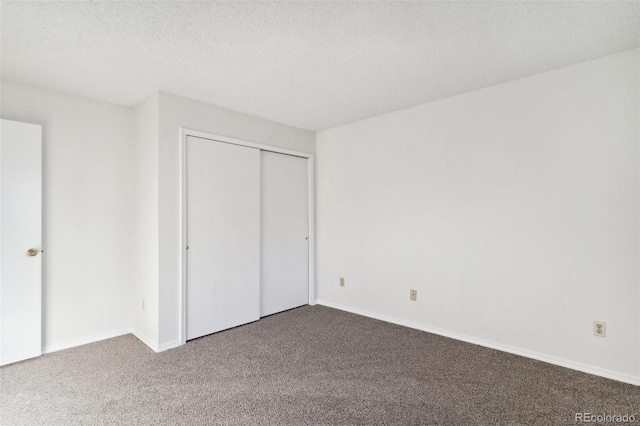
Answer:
1 305 638 425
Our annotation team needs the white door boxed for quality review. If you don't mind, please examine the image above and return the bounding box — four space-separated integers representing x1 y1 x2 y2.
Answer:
0 119 42 366
186 136 260 340
260 151 309 317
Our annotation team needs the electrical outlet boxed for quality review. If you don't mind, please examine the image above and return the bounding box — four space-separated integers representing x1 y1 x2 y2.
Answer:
142 298 145 311
593 321 606 337
410 289 417 301
340 277 345 287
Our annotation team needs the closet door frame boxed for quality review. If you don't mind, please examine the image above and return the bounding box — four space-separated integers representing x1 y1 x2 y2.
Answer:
179 128 315 346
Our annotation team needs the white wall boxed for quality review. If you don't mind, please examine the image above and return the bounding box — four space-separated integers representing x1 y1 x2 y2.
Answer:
2 50 636 385
132 94 159 347
316 49 640 383
0 80 134 352
156 91 316 347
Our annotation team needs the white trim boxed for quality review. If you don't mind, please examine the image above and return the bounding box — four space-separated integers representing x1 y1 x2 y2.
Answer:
179 128 316 345
40 327 180 355
131 329 158 352
157 340 181 353
317 299 640 386
307 157 316 305
182 128 313 159
180 130 188 346
637 47 640 389
42 327 132 354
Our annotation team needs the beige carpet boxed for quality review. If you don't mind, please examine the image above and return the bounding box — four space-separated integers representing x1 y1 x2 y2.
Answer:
1 305 638 425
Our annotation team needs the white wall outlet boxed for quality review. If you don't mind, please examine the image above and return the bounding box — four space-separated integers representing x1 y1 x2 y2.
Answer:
410 289 417 301
142 298 145 311
593 321 606 337
340 277 345 287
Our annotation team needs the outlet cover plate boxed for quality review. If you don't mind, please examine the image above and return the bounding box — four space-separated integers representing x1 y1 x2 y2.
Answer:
593 321 606 337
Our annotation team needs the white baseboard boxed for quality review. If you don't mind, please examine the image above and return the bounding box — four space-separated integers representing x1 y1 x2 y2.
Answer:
43 327 132 354
157 340 181 352
316 299 640 386
131 329 158 352
41 327 182 356
131 329 182 353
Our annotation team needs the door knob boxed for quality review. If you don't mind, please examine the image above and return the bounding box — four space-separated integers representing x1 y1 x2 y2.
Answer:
27 249 38 257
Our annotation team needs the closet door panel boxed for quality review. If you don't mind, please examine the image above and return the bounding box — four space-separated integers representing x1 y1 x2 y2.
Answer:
186 136 260 340
260 151 309 317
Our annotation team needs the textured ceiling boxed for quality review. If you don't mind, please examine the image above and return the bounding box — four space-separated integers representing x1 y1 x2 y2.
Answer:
1 1 639 131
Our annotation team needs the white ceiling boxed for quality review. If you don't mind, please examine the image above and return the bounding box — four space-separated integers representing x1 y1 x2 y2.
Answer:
1 1 639 131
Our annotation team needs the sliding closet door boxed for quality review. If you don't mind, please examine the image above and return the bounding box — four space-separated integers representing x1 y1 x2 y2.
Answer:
186 136 260 340
260 151 309 317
